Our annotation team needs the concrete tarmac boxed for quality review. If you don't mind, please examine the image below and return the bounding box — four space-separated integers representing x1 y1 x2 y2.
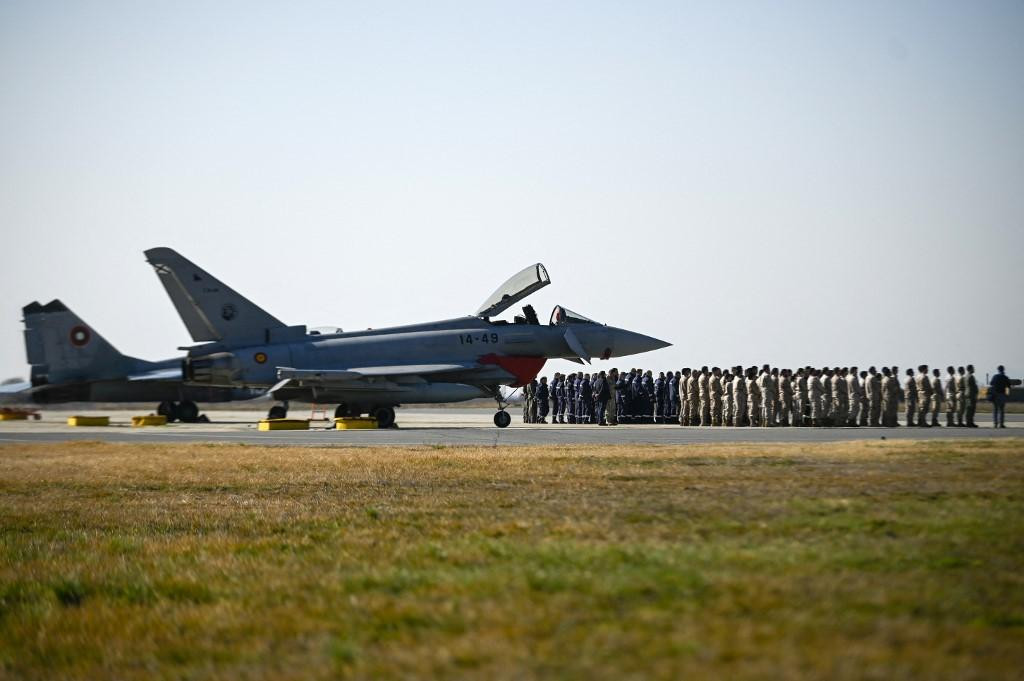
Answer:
0 408 1020 446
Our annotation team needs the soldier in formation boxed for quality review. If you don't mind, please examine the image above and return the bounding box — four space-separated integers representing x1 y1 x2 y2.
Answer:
529 362 997 428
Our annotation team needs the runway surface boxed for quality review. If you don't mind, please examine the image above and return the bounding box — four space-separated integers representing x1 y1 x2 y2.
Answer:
1 408 1020 446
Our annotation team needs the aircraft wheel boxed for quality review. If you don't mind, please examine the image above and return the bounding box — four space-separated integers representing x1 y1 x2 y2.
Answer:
267 405 287 419
157 401 179 423
178 400 199 423
334 403 352 419
373 406 396 428
494 411 511 428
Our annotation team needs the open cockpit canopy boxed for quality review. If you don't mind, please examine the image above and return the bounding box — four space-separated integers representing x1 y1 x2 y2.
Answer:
549 305 599 326
475 263 550 318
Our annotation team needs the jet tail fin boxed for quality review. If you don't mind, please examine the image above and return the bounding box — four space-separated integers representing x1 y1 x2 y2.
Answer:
22 300 132 385
144 247 286 345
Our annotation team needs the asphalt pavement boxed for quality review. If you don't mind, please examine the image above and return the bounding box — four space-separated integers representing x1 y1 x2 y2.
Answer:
0 408 1020 446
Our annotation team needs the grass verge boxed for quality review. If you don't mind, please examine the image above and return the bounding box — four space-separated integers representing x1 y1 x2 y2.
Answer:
1 439 1023 679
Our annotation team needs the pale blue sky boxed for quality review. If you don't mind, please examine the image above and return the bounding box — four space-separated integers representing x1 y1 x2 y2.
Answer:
1 1 1022 382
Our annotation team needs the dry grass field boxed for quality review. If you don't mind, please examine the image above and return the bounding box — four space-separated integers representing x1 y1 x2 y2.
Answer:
1 439 1023 680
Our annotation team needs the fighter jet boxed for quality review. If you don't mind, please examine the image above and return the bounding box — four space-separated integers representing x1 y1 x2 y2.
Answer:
0 300 260 420
144 248 670 427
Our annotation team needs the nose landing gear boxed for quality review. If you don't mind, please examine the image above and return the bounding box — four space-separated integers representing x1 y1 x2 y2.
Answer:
488 385 516 428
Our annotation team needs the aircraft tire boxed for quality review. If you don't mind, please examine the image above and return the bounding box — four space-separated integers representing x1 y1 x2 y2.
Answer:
157 401 179 423
334 404 352 419
373 406 396 428
178 400 199 423
267 405 287 419
494 411 511 428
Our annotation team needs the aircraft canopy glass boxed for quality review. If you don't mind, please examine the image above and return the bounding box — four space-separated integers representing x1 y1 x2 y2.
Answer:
549 305 599 326
475 263 551 318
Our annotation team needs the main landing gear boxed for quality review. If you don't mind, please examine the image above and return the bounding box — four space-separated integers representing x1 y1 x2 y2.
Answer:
489 386 514 428
267 402 288 420
156 400 202 423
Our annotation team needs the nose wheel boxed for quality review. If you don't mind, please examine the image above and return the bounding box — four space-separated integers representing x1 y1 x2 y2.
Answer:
488 385 516 428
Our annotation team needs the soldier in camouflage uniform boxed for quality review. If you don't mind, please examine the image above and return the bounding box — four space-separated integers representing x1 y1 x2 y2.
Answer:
882 368 900 427
956 366 968 426
867 366 882 426
747 368 762 427
698 366 711 426
777 369 793 427
929 368 942 427
903 368 918 426
733 365 748 427
807 368 824 426
847 366 861 427
965 364 979 427
722 371 734 426
915 365 932 427
858 370 869 426
709 367 723 426
944 367 958 427
793 368 808 426
832 368 848 427
758 366 775 426
678 368 691 426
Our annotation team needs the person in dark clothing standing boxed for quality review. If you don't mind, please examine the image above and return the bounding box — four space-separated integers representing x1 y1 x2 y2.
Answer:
989 365 1013 429
579 373 592 424
595 370 611 425
536 376 550 424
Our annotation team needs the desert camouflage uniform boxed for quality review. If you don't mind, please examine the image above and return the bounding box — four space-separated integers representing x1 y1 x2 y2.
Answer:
747 376 762 427
847 372 862 426
778 374 793 426
733 372 748 427
832 373 848 427
723 376 734 426
867 373 882 426
808 373 823 425
883 375 900 427
709 373 723 426
915 371 932 426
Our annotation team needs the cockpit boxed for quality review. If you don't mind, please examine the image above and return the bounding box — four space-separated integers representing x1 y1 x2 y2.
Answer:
549 305 599 326
475 263 604 327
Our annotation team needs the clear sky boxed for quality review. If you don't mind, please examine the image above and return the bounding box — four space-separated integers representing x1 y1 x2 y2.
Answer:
1 1 1022 384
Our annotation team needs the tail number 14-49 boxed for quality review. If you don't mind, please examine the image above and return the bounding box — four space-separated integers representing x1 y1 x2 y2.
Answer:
459 333 499 345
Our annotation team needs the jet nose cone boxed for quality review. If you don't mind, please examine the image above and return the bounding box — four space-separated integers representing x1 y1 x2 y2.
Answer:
611 328 672 357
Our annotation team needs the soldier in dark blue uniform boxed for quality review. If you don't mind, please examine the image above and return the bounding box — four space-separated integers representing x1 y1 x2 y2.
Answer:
631 370 643 422
536 376 550 424
666 370 679 421
564 374 575 423
595 370 610 425
616 371 628 423
640 370 654 423
579 373 592 424
550 374 560 423
654 372 666 423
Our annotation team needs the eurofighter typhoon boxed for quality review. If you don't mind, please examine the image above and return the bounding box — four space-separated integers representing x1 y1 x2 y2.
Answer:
145 248 670 427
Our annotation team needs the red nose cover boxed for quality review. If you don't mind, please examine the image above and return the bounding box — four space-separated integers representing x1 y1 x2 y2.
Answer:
479 354 546 387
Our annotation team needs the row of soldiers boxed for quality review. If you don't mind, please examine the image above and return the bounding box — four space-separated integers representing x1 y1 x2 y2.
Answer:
521 364 984 427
